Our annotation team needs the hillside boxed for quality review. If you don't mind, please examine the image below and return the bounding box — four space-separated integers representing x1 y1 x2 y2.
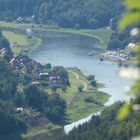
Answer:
0 0 123 28
59 102 140 140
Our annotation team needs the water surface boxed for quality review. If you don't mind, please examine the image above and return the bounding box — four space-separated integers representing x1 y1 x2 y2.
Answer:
31 32 133 105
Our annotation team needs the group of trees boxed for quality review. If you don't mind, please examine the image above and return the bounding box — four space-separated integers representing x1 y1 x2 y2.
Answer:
59 102 140 140
24 85 67 123
0 57 18 100
0 31 68 139
107 22 135 50
52 66 69 86
0 0 123 28
0 57 27 138
0 56 68 139
0 31 13 60
87 75 97 87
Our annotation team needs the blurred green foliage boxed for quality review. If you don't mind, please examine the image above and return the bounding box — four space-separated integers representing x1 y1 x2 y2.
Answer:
118 0 140 124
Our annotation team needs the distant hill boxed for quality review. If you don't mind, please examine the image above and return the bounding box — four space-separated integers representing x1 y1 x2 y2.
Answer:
0 0 123 28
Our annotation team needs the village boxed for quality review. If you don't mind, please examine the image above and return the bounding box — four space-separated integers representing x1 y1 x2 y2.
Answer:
0 46 68 90
100 42 136 62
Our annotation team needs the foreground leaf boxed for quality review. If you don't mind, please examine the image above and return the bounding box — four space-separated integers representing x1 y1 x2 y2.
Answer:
117 103 132 120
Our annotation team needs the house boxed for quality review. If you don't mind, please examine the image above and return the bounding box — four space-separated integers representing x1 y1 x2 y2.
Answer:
39 72 49 80
16 107 24 113
0 48 6 55
126 43 136 51
10 57 21 68
16 17 24 23
32 81 41 85
49 75 62 87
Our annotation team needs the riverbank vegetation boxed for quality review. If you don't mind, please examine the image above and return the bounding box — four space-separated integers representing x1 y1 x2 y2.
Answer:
59 102 140 140
0 0 123 29
0 21 111 50
59 68 109 122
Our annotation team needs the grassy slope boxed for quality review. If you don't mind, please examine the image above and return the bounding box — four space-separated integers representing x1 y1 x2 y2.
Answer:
2 31 42 55
22 125 61 140
59 68 110 122
3 31 27 45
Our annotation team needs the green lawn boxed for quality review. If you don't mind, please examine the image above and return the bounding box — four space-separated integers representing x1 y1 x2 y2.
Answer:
67 90 109 122
0 21 32 28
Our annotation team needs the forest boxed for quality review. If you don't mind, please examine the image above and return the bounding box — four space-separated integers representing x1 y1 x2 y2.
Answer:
59 102 140 140
0 31 69 139
0 0 123 28
0 0 139 139
0 0 136 51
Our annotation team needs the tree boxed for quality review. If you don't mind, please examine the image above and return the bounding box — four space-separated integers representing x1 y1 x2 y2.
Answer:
75 24 80 30
0 101 27 136
15 92 25 107
52 66 69 85
51 85 57 92
24 84 47 111
38 2 49 23
0 57 18 100
61 85 67 92
87 75 95 81
89 17 98 29
45 63 51 69
45 93 67 123
108 39 122 50
78 85 83 92
90 80 97 87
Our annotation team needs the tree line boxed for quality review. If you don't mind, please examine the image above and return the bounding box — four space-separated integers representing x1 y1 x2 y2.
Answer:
0 0 123 28
59 102 140 140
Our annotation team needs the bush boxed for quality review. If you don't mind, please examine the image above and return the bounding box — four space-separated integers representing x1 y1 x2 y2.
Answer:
87 75 95 81
78 85 83 92
75 24 80 30
108 39 122 50
84 97 95 103
90 80 97 87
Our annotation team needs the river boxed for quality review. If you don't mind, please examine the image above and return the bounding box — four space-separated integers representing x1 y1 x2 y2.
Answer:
30 31 133 134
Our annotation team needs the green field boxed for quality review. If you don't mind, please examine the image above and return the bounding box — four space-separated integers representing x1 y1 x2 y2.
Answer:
2 31 42 54
3 31 27 45
59 68 110 122
22 125 62 140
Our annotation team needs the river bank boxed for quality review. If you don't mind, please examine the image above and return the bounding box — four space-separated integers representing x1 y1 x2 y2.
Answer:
99 50 136 66
29 30 133 136
61 68 109 123
2 30 42 55
0 21 133 140
0 21 111 50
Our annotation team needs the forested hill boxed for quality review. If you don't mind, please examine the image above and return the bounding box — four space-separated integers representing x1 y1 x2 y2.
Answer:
59 102 140 140
0 0 123 28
